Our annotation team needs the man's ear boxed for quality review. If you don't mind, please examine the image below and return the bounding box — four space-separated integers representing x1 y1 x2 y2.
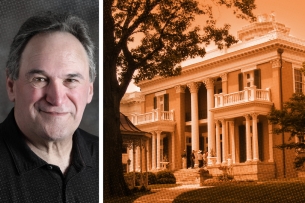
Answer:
6 76 16 102
87 82 94 104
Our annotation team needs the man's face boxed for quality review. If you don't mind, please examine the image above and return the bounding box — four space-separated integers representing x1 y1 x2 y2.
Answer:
6 32 93 141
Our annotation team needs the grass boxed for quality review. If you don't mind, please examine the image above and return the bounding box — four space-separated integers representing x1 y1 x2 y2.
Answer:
104 179 305 203
173 179 305 203
104 184 179 203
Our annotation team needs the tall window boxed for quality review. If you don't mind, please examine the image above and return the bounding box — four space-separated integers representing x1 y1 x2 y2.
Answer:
294 69 304 93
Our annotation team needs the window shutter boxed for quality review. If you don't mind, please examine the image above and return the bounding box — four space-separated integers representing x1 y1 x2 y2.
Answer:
153 97 157 109
164 94 169 111
254 69 261 89
238 73 244 91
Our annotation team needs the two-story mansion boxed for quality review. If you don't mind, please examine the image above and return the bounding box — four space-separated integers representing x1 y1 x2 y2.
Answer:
120 14 305 180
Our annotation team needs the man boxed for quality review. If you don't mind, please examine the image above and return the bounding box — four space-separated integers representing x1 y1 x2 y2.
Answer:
190 150 195 169
0 12 98 202
197 150 203 168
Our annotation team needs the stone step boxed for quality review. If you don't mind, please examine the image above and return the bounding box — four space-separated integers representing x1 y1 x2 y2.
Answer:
173 169 200 184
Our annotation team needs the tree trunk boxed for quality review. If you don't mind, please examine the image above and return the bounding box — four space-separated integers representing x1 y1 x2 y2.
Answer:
103 0 130 198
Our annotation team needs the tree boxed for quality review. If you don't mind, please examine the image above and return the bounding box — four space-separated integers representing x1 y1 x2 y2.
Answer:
268 93 305 169
103 0 256 198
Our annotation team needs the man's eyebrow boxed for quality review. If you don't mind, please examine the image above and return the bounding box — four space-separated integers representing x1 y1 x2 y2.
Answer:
66 73 84 79
26 69 47 77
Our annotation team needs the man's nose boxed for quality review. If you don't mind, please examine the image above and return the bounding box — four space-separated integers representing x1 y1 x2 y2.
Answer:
45 80 66 106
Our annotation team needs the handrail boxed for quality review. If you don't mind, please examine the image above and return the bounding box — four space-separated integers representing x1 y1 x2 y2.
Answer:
131 109 175 125
214 86 271 108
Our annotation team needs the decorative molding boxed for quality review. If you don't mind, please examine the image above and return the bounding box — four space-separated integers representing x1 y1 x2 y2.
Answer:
155 90 166 97
270 58 281 68
202 78 214 89
175 85 186 93
187 82 201 93
220 73 228 82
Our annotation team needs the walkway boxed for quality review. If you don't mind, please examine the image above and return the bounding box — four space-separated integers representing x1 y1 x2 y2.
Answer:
133 184 212 203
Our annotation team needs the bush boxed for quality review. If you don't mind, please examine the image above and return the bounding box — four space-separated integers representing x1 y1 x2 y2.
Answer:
147 172 157 185
156 170 176 184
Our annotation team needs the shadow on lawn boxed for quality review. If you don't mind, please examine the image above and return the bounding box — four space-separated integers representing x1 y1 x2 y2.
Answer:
173 181 305 203
104 191 155 203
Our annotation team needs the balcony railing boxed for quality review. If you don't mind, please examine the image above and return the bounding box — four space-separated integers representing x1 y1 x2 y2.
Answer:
130 109 175 125
214 86 271 108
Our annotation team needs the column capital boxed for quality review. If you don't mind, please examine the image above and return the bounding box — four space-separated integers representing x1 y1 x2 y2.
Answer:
202 78 214 89
270 58 282 69
214 120 220 125
175 85 186 93
187 82 201 93
251 113 259 119
244 114 251 120
220 73 228 82
155 130 162 135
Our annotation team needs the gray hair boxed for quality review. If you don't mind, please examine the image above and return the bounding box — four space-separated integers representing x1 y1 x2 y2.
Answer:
6 11 96 82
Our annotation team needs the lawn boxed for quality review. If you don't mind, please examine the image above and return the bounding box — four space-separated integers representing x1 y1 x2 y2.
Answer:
104 184 180 203
173 179 305 203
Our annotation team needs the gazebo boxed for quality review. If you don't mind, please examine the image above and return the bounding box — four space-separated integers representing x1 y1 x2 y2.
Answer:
120 112 150 189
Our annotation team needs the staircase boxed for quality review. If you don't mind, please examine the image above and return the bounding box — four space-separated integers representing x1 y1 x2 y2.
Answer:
173 169 200 185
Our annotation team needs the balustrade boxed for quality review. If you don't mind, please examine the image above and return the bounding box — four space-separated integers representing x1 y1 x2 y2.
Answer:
131 109 175 125
214 86 271 108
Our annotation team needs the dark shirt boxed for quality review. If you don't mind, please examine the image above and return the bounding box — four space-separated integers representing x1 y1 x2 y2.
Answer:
0 109 99 203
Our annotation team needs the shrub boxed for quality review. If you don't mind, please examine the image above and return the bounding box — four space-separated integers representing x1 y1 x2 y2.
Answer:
156 170 176 184
146 172 157 185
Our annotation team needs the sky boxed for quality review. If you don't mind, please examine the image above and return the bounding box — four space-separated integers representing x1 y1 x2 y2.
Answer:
126 0 305 93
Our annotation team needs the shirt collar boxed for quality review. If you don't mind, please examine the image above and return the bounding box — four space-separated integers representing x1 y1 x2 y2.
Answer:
2 108 93 175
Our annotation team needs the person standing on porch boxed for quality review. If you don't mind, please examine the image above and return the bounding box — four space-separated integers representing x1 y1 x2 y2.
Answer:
198 150 203 168
190 150 195 168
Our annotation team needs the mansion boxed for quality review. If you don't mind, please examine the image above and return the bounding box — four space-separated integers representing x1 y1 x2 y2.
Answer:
120 14 305 180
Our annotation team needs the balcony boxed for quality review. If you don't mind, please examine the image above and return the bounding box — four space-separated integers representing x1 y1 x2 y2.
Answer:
214 86 271 108
129 109 176 133
130 109 175 125
212 86 273 119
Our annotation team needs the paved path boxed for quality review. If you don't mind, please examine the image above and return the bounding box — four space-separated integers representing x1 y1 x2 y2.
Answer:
133 185 212 203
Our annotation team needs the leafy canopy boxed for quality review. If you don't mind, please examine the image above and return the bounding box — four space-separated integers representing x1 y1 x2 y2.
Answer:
111 0 256 86
268 93 305 169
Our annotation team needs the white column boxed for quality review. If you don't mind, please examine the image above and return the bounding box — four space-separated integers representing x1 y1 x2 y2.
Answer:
146 139 150 171
145 140 149 187
203 78 215 166
220 119 227 164
171 132 175 170
245 114 252 162
252 113 259 161
268 124 274 162
136 146 140 171
152 132 156 170
156 130 162 169
187 82 201 167
229 121 236 164
128 147 133 172
140 139 143 186
215 120 221 165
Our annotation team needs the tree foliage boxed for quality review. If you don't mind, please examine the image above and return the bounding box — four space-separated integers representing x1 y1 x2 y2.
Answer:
103 0 256 198
109 0 256 99
268 93 305 169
